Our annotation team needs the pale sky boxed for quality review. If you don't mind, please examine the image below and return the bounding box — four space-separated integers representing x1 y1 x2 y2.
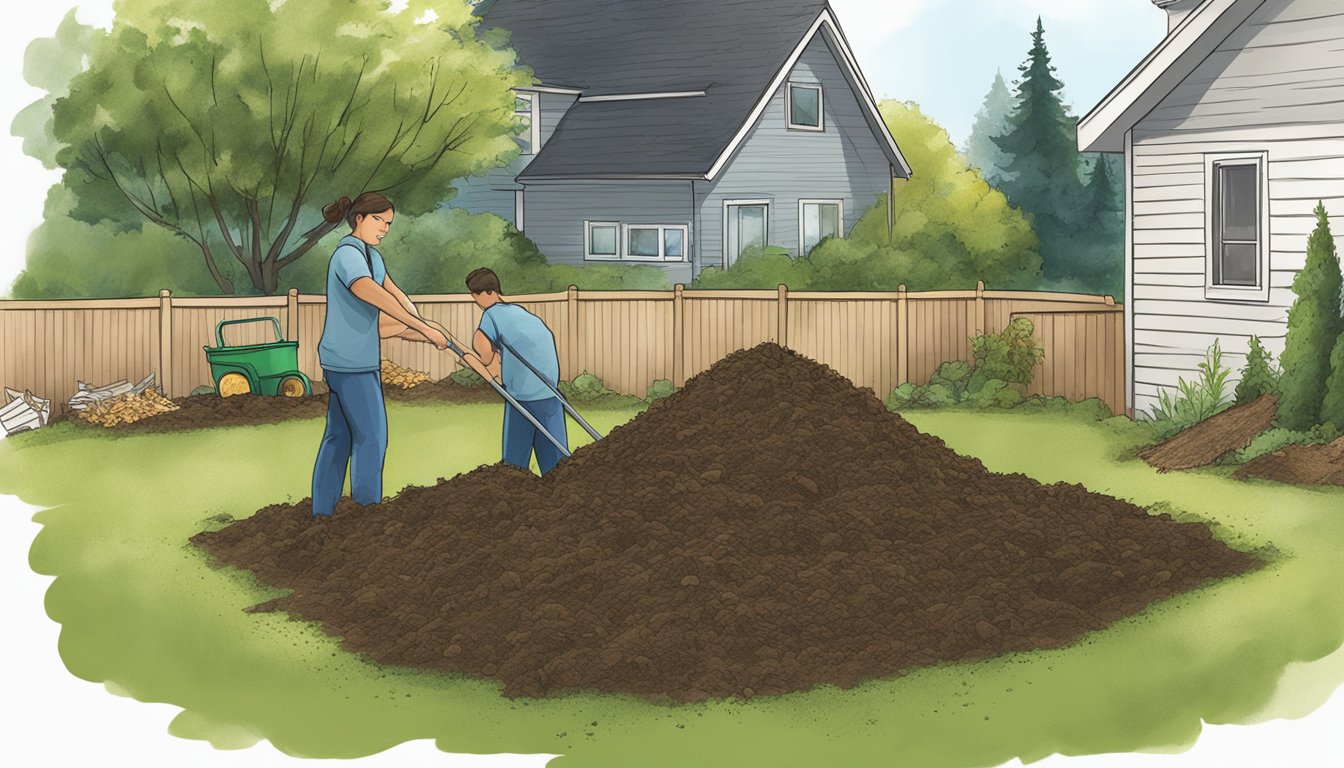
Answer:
2 3 1342 767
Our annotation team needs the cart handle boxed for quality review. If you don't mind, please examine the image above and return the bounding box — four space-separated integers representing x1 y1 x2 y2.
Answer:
216 317 285 347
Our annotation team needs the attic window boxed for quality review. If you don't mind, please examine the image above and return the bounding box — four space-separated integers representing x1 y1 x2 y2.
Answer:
788 83 823 131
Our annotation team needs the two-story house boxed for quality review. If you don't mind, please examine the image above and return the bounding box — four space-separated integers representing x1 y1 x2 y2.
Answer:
454 0 912 284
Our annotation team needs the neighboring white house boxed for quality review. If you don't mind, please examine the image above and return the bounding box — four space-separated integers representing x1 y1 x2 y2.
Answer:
1078 0 1344 416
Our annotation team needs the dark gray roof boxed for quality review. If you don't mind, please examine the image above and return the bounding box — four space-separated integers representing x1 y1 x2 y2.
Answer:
480 0 888 179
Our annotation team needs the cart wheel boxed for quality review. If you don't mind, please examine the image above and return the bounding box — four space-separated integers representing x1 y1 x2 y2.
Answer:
279 376 306 398
217 373 251 398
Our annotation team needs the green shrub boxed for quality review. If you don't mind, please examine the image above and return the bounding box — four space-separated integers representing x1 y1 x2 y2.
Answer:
646 379 676 402
1149 339 1235 439
1278 202 1343 430
690 246 809 289
928 361 972 401
1235 335 1281 405
558 372 646 409
969 317 1044 390
1222 427 1334 465
448 367 486 388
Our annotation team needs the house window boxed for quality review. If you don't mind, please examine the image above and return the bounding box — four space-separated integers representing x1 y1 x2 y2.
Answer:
514 93 540 154
625 225 690 262
799 199 843 256
1204 152 1269 302
584 221 689 262
585 221 620 259
724 200 770 266
787 83 823 131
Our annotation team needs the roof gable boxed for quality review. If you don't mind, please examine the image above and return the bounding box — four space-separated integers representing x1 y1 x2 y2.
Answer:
1078 0 1266 152
488 1 909 180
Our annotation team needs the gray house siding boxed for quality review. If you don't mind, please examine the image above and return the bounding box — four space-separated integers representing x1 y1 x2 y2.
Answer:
1126 0 1344 415
446 90 577 226
695 31 893 269
520 179 697 284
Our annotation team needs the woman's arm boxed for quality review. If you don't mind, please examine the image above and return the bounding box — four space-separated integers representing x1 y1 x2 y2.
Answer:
349 277 447 349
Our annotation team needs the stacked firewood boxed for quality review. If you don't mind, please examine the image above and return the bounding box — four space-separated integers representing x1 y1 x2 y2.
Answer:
380 359 431 389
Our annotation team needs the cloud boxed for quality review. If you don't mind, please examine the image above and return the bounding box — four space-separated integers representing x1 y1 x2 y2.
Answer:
1008 0 1119 21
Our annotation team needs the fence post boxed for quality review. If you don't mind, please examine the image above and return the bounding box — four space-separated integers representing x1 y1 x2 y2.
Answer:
286 288 299 341
897 284 909 385
158 289 173 398
673 283 685 388
974 280 986 337
776 283 789 348
566 285 579 379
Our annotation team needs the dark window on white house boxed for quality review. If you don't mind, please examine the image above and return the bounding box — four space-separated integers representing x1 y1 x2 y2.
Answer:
1212 162 1259 287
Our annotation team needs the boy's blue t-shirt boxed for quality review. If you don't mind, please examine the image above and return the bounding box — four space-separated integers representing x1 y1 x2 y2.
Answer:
317 235 387 373
478 303 559 402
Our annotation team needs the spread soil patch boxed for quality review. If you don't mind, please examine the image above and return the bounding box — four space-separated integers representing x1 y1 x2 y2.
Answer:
194 344 1260 703
1140 395 1277 471
56 379 495 433
1234 436 1344 486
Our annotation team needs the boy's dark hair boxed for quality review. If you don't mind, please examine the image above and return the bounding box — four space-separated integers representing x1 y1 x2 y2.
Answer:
466 267 502 295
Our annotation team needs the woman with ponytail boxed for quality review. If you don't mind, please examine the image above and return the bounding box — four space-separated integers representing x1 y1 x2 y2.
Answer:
310 192 449 517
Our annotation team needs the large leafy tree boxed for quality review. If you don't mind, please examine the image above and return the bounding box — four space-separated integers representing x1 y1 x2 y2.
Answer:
45 0 530 295
993 17 1086 283
963 70 1013 189
10 9 94 169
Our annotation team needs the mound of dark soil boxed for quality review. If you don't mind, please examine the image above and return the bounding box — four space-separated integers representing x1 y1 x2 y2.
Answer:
57 379 495 433
1234 437 1344 486
193 344 1260 703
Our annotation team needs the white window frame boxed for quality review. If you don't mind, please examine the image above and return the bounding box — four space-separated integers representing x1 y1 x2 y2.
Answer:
786 82 824 132
723 199 772 267
624 224 690 263
584 221 621 261
798 198 844 256
1203 151 1270 303
513 91 541 155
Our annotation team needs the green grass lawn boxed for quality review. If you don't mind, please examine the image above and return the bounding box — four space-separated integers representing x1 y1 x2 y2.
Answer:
2 403 1343 767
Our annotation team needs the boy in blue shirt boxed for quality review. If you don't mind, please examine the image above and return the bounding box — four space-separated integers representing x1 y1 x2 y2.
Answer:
461 268 569 475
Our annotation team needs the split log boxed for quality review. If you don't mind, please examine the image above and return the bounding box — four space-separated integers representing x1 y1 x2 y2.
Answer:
1139 395 1277 471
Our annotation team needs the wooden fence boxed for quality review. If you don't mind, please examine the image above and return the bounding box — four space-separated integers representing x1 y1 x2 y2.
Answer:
0 283 1125 415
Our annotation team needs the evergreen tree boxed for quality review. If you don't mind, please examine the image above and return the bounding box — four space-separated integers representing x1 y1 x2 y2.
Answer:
1073 154 1125 295
993 18 1086 284
964 70 1014 188
1321 330 1344 431
1279 202 1343 430
1234 336 1280 405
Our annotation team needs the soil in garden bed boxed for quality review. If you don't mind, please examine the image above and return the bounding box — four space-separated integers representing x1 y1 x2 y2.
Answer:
1234 436 1344 486
193 343 1261 703
55 378 497 434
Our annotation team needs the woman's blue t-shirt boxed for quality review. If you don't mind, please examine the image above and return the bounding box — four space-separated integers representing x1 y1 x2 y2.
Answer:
317 235 387 373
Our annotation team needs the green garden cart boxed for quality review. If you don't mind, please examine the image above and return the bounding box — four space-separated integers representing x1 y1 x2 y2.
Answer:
203 317 311 398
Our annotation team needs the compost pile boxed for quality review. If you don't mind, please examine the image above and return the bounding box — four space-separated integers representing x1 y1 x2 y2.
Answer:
61 374 492 433
194 343 1259 703
73 388 180 427
1235 436 1344 486
381 359 432 389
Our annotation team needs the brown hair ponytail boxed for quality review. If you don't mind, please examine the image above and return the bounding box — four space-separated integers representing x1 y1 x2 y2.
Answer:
305 192 395 238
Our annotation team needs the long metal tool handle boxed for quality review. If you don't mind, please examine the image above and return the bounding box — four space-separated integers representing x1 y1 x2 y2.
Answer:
443 339 571 459
496 338 603 442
